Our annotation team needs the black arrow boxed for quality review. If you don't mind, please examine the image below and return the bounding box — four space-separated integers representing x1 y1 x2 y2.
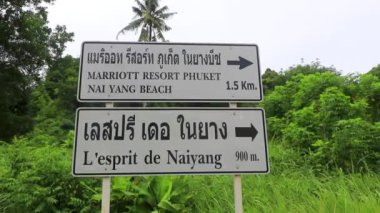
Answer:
227 56 253 70
235 124 258 141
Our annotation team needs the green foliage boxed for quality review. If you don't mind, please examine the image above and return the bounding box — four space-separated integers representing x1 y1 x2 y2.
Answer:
282 122 317 151
292 72 344 109
357 73 380 121
108 176 193 212
243 170 380 213
368 64 380 78
291 105 319 133
262 64 380 172
1 17 379 209
261 85 293 118
117 0 176 41
261 62 339 95
44 55 79 118
283 62 338 79
27 56 79 144
317 87 352 138
0 134 101 212
333 119 380 172
0 0 73 141
188 151 380 212
266 117 287 141
48 25 75 64
262 68 286 94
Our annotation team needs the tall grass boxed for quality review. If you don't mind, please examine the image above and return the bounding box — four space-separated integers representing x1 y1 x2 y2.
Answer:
1 139 378 212
190 143 380 212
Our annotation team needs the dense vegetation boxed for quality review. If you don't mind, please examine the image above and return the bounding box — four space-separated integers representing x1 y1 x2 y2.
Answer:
1 0 379 212
262 63 380 173
0 0 73 141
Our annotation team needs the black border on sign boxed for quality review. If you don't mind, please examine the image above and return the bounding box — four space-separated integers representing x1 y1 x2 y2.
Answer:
77 41 263 102
72 107 269 177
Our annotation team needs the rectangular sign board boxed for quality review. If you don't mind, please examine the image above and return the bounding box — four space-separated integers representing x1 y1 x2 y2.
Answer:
78 42 262 102
72 108 269 176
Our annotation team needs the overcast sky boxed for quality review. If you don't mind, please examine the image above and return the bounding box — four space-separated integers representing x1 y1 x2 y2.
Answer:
48 0 380 74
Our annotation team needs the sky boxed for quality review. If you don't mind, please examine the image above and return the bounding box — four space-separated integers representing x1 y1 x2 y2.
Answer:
47 0 380 74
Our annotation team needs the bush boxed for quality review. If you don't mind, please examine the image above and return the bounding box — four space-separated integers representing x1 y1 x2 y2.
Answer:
0 136 100 212
332 119 380 172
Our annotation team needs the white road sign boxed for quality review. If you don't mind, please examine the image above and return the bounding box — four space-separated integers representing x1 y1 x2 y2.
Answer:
72 108 269 176
78 42 262 102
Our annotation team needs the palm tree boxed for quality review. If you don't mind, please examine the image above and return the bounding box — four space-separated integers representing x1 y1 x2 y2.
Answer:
116 0 176 42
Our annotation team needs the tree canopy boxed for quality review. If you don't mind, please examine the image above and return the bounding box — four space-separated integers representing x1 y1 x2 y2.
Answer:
262 65 380 172
116 0 176 41
0 0 73 141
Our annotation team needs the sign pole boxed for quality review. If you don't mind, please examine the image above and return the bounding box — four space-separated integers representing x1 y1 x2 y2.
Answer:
101 102 113 213
233 175 243 213
74 41 268 213
230 102 243 213
101 177 111 213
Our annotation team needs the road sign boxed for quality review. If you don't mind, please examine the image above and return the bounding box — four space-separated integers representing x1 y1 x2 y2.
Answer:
72 108 269 176
78 42 262 102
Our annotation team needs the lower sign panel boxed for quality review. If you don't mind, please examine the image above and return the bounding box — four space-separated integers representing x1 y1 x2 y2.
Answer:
72 108 269 176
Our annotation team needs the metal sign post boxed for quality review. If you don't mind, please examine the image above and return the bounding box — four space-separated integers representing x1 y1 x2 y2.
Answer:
230 102 243 213
101 102 113 213
101 177 110 213
73 41 269 213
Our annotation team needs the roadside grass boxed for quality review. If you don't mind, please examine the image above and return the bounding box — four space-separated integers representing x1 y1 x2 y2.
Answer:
190 143 380 212
0 140 378 212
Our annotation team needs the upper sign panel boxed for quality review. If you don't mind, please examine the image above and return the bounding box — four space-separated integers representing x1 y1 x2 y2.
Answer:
78 42 262 102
